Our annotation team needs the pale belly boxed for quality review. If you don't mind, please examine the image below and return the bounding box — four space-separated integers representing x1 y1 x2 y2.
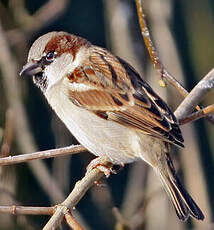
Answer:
45 87 165 165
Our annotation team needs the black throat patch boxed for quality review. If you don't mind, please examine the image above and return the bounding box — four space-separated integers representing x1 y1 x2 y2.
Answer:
33 72 48 92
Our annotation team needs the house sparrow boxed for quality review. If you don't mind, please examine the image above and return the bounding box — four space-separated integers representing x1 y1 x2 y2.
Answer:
20 31 204 221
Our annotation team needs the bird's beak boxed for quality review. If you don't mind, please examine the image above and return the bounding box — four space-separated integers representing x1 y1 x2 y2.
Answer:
19 62 43 77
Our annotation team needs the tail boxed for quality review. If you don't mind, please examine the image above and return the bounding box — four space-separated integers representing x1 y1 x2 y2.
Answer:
157 153 204 221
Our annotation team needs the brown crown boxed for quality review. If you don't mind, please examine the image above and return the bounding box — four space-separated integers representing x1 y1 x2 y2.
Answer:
44 34 91 58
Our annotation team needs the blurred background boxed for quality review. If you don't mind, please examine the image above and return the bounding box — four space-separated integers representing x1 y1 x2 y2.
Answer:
0 0 214 229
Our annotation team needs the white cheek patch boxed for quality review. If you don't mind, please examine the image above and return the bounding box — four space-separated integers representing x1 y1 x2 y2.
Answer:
45 53 73 90
45 47 88 91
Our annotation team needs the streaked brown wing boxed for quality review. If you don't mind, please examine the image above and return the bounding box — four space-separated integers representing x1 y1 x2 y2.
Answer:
65 47 184 147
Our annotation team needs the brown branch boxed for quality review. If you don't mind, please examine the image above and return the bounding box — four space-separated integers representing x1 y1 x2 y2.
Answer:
65 211 84 230
0 158 110 230
135 0 214 124
179 104 214 125
0 145 86 166
0 205 54 215
135 0 187 95
43 159 112 230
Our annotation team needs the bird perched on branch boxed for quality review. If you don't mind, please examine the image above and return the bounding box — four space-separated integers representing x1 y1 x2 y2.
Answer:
20 31 204 221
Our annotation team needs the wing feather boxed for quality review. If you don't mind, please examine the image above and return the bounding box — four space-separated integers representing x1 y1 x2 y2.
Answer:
64 47 184 147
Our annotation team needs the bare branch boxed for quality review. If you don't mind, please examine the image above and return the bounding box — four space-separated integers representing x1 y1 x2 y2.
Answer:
0 155 104 230
0 145 86 166
135 0 186 94
43 159 112 230
65 211 84 230
175 68 214 120
179 104 214 125
0 205 54 215
135 0 214 124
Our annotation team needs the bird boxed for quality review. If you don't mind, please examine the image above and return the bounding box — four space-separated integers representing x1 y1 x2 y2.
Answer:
20 31 204 221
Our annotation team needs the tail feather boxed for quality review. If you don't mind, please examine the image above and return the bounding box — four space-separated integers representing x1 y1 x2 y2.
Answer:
158 153 204 221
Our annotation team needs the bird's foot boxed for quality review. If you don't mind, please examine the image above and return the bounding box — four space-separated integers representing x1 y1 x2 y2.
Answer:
86 156 115 178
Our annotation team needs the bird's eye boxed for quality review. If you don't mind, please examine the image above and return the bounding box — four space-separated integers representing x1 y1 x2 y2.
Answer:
45 51 56 62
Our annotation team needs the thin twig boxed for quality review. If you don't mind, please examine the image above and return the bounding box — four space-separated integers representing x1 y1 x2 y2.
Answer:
65 211 84 230
135 0 214 124
0 145 86 166
135 0 187 95
0 205 54 215
179 104 214 125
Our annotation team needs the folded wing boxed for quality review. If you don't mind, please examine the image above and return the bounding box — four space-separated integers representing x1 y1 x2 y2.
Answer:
65 46 184 147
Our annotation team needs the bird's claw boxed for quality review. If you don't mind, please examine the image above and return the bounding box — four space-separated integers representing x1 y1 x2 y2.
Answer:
86 156 113 178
